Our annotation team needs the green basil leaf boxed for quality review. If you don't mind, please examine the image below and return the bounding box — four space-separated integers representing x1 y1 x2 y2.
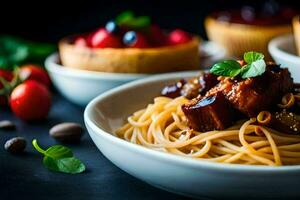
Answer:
244 51 264 64
43 156 60 171
32 139 47 155
115 11 151 30
125 16 151 29
210 60 242 77
43 156 85 174
45 145 73 159
115 11 134 25
0 35 55 69
32 139 85 174
241 59 266 78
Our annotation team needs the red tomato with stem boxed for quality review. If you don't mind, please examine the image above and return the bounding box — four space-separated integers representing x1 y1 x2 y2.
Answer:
0 69 14 105
10 80 51 121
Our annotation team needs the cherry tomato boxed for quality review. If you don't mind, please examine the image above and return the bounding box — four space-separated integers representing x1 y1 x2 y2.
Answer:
20 64 51 88
10 80 51 121
0 69 13 106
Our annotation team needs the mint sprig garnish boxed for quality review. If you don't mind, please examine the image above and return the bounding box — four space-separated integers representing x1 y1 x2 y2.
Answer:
210 51 266 79
241 52 266 78
115 11 151 30
32 139 85 174
209 60 242 77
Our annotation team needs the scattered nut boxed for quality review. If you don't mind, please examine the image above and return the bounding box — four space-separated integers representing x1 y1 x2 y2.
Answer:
49 122 84 143
4 137 26 153
0 120 16 130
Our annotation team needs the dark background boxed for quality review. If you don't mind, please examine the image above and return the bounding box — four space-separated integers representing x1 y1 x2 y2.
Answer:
1 0 300 43
1 1 300 200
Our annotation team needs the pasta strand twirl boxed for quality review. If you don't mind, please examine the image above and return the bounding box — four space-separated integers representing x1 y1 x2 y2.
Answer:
116 96 300 166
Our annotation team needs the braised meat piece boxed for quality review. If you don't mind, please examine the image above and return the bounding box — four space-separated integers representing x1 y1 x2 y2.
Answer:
198 73 220 95
161 79 186 98
270 110 300 135
294 83 300 93
218 64 293 117
161 72 218 99
180 77 202 99
182 91 236 131
182 64 294 131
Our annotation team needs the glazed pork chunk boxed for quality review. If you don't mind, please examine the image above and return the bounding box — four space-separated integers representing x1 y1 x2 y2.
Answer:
182 91 236 131
161 72 218 99
219 64 293 117
182 64 294 132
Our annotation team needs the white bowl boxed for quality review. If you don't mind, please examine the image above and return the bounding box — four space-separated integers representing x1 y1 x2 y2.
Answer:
268 34 300 83
84 72 300 199
45 41 225 106
45 53 147 106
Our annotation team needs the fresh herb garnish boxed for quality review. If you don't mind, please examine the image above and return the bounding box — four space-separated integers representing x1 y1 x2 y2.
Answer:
115 11 151 30
210 51 266 79
32 139 85 174
209 60 242 77
241 52 266 78
0 36 56 70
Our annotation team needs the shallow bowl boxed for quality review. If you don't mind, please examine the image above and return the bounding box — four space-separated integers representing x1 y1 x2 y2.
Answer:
84 72 300 199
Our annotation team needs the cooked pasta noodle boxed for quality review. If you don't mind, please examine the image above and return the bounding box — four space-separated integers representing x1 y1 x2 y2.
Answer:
116 96 300 166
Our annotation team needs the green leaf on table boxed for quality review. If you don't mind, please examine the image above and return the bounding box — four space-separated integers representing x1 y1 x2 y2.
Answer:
43 156 85 174
45 145 73 159
32 139 85 174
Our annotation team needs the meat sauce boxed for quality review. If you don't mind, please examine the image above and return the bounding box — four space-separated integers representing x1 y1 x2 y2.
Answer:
162 63 299 133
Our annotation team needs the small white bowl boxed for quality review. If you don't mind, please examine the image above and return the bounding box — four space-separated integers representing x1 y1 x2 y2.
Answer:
85 72 300 199
268 34 300 83
45 41 225 106
45 53 147 106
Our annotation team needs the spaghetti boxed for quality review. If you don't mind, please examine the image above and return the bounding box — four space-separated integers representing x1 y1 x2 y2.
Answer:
116 96 300 166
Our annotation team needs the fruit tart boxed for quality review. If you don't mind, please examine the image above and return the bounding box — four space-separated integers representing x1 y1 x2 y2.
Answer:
205 1 298 59
59 11 200 73
293 15 300 56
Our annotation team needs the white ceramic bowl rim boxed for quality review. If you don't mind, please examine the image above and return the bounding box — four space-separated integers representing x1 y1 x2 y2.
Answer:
85 72 300 172
45 53 148 81
268 34 300 63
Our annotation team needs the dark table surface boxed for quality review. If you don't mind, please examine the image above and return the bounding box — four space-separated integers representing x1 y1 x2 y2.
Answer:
0 93 197 200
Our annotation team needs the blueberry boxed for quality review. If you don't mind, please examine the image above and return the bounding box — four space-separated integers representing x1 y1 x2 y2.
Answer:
123 31 137 46
241 6 255 22
263 0 280 16
105 20 119 34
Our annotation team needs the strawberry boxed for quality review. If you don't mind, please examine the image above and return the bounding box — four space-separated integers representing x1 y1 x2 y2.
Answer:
90 28 122 48
149 24 167 47
168 29 191 45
